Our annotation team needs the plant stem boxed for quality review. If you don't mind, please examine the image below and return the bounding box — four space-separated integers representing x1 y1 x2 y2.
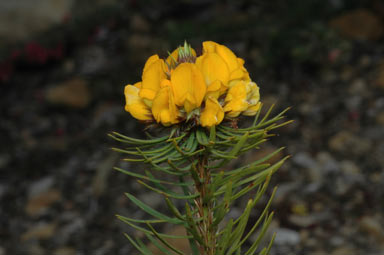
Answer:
193 155 216 255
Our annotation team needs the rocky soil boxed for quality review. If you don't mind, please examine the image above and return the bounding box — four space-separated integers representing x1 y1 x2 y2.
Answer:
1 0 384 254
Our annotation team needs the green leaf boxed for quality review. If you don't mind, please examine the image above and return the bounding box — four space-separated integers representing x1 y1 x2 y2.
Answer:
260 232 276 255
147 223 186 255
185 203 204 245
136 236 155 255
145 233 171 255
244 212 274 255
226 199 254 255
165 197 185 221
117 214 168 224
125 193 183 224
209 126 216 144
137 180 199 200
196 128 209 146
121 220 191 239
216 218 233 254
212 180 232 227
114 167 192 187
124 233 153 255
110 132 169 145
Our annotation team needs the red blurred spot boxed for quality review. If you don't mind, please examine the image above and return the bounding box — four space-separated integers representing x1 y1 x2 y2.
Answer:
328 48 341 63
0 61 13 82
349 111 359 121
25 42 48 64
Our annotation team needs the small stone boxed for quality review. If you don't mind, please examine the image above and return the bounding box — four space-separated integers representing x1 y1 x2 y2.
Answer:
288 212 331 228
331 247 357 255
328 131 372 155
21 222 57 241
330 9 383 40
340 160 360 176
292 152 317 169
0 0 73 42
359 215 384 242
130 14 150 32
348 79 366 95
25 244 45 255
0 247 5 255
92 153 119 197
316 152 339 173
53 247 76 255
28 176 54 198
57 218 85 243
26 189 61 216
374 63 384 89
376 111 384 125
274 228 300 246
46 78 90 108
127 34 152 50
78 46 107 74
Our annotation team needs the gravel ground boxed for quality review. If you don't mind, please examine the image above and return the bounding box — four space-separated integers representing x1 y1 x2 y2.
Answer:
1 1 384 254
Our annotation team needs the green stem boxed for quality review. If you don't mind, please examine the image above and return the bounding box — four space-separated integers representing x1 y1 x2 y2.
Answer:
193 155 216 255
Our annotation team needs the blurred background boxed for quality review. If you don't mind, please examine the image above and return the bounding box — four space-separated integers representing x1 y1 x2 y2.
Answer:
1 0 384 254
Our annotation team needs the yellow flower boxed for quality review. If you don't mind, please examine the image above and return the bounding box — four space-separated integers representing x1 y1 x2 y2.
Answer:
202 41 249 84
200 97 224 127
195 52 229 97
139 55 167 107
223 80 249 117
151 80 179 126
124 82 152 120
122 41 261 127
243 82 261 116
170 63 206 113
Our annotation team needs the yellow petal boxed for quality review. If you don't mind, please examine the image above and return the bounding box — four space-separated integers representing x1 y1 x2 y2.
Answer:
124 84 152 120
202 41 217 53
196 52 230 85
223 80 248 117
139 56 167 105
143 55 160 73
151 85 179 126
205 80 226 99
170 63 206 113
243 102 261 116
216 44 239 73
243 82 261 116
202 41 248 84
200 97 224 127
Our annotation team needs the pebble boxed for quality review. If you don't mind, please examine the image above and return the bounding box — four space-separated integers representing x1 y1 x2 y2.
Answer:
292 152 317 169
316 151 339 173
57 218 85 244
0 0 73 42
45 78 91 108
26 189 61 216
53 247 76 255
21 222 57 241
374 63 384 89
288 212 331 228
130 14 150 32
329 9 383 40
28 176 54 198
274 228 301 246
92 153 119 197
328 131 372 155
359 215 384 242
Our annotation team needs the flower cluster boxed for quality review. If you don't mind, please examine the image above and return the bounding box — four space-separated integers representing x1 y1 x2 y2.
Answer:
124 41 261 127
